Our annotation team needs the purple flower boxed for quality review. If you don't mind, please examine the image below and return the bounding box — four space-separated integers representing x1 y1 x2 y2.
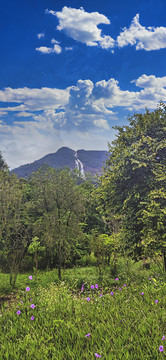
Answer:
20 301 23 304
17 310 21 315
162 336 165 341
141 292 144 295
30 298 33 302
159 345 164 352
119 288 122 291
95 353 101 358
123 284 126 287
85 333 91 337
81 284 84 291
155 300 158 303
31 316 34 321
115 278 119 281
87 297 90 301
91 285 94 289
30 304 35 309
29 276 33 280
111 292 114 296
26 287 30 291
148 278 152 281
100 294 103 297
95 284 98 289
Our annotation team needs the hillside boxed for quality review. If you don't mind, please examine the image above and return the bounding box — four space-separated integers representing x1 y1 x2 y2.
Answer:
11 147 108 178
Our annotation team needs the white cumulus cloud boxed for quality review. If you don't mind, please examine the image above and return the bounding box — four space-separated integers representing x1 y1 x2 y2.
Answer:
131 74 166 88
117 14 166 51
46 6 115 49
1 75 166 168
36 44 62 54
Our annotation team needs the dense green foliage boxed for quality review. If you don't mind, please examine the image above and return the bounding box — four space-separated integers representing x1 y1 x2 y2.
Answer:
97 104 166 268
0 105 165 292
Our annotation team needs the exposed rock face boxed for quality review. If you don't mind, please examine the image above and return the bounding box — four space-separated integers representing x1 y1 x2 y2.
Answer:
11 147 108 179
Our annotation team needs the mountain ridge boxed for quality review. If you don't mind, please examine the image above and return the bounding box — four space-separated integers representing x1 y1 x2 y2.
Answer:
11 147 108 178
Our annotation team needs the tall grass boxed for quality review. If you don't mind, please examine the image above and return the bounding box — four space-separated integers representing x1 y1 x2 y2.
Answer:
0 259 165 359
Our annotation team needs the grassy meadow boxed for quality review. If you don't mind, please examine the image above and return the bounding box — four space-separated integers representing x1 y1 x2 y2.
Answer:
0 259 166 359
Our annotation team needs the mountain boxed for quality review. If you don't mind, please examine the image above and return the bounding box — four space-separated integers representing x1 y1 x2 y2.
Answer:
11 147 108 179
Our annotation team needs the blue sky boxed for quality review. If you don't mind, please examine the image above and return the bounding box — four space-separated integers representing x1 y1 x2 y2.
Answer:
1 0 166 169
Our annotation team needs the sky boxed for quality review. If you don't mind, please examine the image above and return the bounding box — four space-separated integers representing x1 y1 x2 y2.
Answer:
1 0 166 169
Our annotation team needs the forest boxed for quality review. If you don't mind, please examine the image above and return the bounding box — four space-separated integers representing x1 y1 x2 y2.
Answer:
0 104 165 285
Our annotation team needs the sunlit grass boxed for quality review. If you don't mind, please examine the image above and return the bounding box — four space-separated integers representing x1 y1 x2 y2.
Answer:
0 261 166 359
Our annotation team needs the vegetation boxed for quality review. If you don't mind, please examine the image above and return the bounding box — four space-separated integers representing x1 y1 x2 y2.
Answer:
0 263 165 359
97 103 166 269
0 106 165 358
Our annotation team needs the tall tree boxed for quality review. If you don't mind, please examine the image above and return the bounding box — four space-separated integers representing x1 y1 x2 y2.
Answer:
0 172 32 285
29 167 85 279
97 104 166 266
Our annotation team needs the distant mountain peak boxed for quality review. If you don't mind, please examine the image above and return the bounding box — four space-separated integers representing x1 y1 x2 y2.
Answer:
12 147 108 179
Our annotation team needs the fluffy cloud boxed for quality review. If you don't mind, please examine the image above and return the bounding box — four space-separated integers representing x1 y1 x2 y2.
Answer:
36 44 62 54
0 87 69 111
117 14 166 51
46 6 114 49
131 74 166 88
1 76 166 123
1 75 166 168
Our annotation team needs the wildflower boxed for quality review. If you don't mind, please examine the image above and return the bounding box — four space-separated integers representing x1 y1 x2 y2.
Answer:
159 345 164 352
30 298 33 302
141 292 144 295
87 297 90 301
95 353 101 358
85 333 91 337
17 310 21 315
91 285 94 289
162 336 165 341
155 300 158 303
31 316 34 321
20 301 23 304
29 276 33 280
95 284 98 289
26 287 30 291
148 277 152 281
111 292 114 296
115 278 119 281
119 288 122 290
100 294 102 297
30 304 35 309
123 284 126 287
81 284 84 291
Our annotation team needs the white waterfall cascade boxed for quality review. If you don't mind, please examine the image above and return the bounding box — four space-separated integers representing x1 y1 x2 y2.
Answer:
74 151 85 179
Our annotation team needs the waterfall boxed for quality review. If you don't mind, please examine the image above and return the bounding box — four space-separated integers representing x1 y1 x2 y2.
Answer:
74 151 85 179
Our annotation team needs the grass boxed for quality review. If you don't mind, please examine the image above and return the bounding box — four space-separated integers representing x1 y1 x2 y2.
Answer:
0 259 166 359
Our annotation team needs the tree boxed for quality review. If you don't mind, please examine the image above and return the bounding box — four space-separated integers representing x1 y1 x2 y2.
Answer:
0 152 8 171
29 167 85 279
0 172 32 286
97 104 166 267
28 236 45 280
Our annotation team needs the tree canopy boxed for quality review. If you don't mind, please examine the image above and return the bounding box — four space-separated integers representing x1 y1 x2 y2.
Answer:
97 104 166 268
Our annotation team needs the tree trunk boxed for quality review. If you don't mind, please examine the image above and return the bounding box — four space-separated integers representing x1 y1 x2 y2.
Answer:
10 272 18 287
35 254 38 281
163 252 166 272
58 261 61 280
